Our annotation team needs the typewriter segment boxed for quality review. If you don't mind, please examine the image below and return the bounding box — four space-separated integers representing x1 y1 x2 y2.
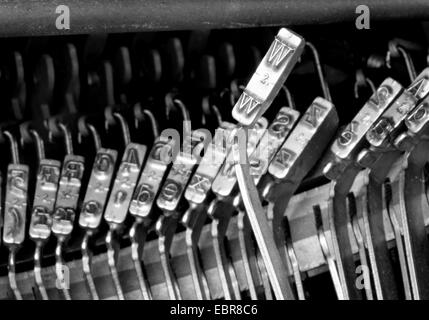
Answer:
1 2 429 300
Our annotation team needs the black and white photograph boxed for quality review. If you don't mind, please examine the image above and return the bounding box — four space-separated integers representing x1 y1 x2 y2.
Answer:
0 0 428 309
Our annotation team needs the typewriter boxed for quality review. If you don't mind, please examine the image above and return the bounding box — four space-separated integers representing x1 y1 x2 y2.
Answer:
0 0 429 300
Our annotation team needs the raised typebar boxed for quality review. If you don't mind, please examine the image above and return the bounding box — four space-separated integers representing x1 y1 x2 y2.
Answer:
232 28 304 126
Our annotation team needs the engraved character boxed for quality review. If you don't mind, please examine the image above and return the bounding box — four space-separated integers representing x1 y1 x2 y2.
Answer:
267 38 293 68
189 174 210 193
9 170 27 197
39 165 59 186
236 92 260 116
82 201 101 216
64 161 83 180
32 207 51 227
133 184 153 206
270 112 291 137
54 207 75 222
95 153 113 173
408 78 429 100
275 148 296 168
6 207 21 238
369 85 391 108
122 148 140 173
369 117 392 141
303 104 325 128
114 190 127 205
161 181 180 201
408 103 428 125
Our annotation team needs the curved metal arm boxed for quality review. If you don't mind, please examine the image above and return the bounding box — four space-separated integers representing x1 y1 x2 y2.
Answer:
232 126 295 300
